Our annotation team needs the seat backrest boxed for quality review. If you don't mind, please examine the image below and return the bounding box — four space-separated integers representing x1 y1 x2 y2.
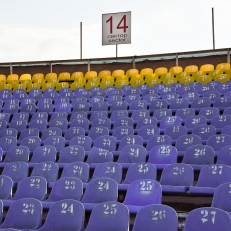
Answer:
69 135 92 151
207 134 231 152
117 144 146 163
213 96 231 109
175 108 195 121
160 163 194 186
133 204 178 231
19 128 39 141
72 101 90 112
29 119 48 130
93 135 117 152
64 127 85 141
41 127 62 141
0 198 42 229
192 124 216 141
169 98 189 111
31 162 59 183
211 115 231 129
196 164 231 187
149 99 168 110
131 109 150 121
58 145 85 163
86 147 113 164
110 110 128 121
0 128 17 139
61 162 89 183
136 117 157 129
123 179 161 206
112 126 134 140
13 176 47 200
191 97 212 110
217 145 231 165
44 136 65 152
70 118 89 130
91 117 111 129
129 100 147 111
113 117 134 129
88 126 109 140
85 202 129 231
153 109 172 122
47 178 83 202
160 116 182 130
0 136 17 152
31 112 48 121
146 135 172 151
49 118 68 130
20 136 41 152
5 146 30 163
9 119 27 131
50 111 68 121
182 144 215 166
31 145 57 163
124 163 156 184
138 125 160 141
110 101 128 111
184 115 207 131
184 207 231 231
199 107 220 120
118 135 143 151
0 175 13 199
92 162 122 183
176 134 202 151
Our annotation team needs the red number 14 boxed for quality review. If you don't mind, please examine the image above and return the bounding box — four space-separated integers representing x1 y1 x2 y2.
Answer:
106 15 128 34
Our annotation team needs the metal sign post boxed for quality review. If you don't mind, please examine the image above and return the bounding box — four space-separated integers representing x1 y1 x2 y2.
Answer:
212 8 215 50
80 22 82 59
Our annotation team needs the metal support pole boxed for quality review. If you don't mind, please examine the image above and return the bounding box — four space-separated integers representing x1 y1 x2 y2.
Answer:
80 22 82 59
116 44 118 58
88 59 90 72
50 62 52 73
212 8 215 50
10 63 13 74
133 56 136 69
227 49 230 64
176 53 178 66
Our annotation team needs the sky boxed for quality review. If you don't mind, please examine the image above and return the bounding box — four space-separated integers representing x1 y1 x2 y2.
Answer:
0 0 230 63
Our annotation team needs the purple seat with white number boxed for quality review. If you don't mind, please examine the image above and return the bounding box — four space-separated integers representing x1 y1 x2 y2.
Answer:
117 135 143 152
192 124 216 143
110 110 128 121
50 112 68 121
12 112 29 122
149 99 168 113
37 103 54 113
0 90 12 100
124 95 141 105
93 135 117 152
146 135 172 152
133 204 178 231
0 198 42 230
138 125 160 141
153 109 172 122
123 179 161 213
9 119 27 132
69 135 92 151
88 126 109 140
69 111 87 121
112 126 134 140
207 134 231 156
81 178 118 211
117 144 146 168
160 163 194 193
148 145 177 169
74 88 90 98
3 146 29 164
31 112 48 121
20 103 37 114
72 101 90 112
191 97 212 112
44 136 65 152
131 110 150 122
0 113 10 122
64 127 85 141
49 118 68 130
182 92 199 103
184 115 207 132
175 108 195 122
19 128 39 141
143 94 159 104
136 117 157 129
169 98 189 112
70 118 89 130
217 145 231 166
54 98 70 106
89 111 108 122
129 100 147 111
55 102 72 113
84 202 129 231
61 162 89 183
113 117 134 129
176 134 202 156
211 115 231 132
119 163 156 191
110 101 128 111
162 93 179 104
29 119 48 130
91 102 108 112
160 116 182 132
189 164 231 195
213 96 231 111
106 95 123 105
20 136 41 152
0 136 17 153
0 128 17 139
182 144 215 170
37 98 52 106
92 117 111 129
41 127 62 141
199 107 220 123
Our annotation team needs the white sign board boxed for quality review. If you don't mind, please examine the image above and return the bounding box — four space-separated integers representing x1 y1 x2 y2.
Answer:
102 11 131 46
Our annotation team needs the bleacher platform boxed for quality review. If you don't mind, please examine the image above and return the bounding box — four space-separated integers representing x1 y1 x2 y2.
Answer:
0 49 231 230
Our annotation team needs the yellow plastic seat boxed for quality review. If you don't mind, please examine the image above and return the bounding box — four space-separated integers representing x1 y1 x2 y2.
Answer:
169 66 183 78
33 79 45 85
130 75 144 88
85 80 99 90
214 74 230 84
163 77 177 86
7 74 19 83
175 72 187 81
13 83 27 91
8 80 19 86
98 70 111 79
47 79 59 84
197 75 212 85
85 71 97 80
42 83 56 92
140 68 153 77
32 73 44 82
56 82 69 92
112 70 125 79
0 74 6 83
154 67 168 79
126 69 139 78
200 64 214 75
116 75 129 82
184 65 198 76
115 80 129 89
19 74 31 81
45 73 57 82
145 74 160 87
0 84 12 91
216 63 230 71
70 81 85 91
58 72 70 81
179 76 194 86
27 83 41 92
192 71 203 79
100 77 114 89
20 79 32 86
71 72 84 81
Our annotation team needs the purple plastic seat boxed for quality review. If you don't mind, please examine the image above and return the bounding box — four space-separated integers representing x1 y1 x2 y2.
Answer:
20 136 41 153
211 115 231 132
182 144 215 170
72 101 90 112
70 118 89 130
19 128 39 141
0 175 13 199
197 85 214 96
137 125 160 141
169 98 189 112
61 162 89 183
136 117 157 129
123 179 161 213
64 127 85 141
0 120 7 131
106 95 123 105
192 124 216 142
91 102 108 112
159 116 182 132
89 96 104 106
148 145 177 169
74 88 90 98
213 96 231 111
37 98 52 106
112 126 134 141
162 93 179 104
207 134 231 156
117 135 143 152
28 89 43 100
0 136 17 153
20 103 37 114
189 164 231 195
146 135 172 152
43 90 59 99
0 90 12 100
149 99 168 113
199 107 220 123
143 93 160 104
71 97 87 105
117 144 146 168
119 163 156 191
160 163 194 193
81 178 118 211
9 119 27 132
153 109 172 122
203 91 221 102
59 90 74 99
29 119 48 130
86 148 113 166
217 145 231 166
182 92 199 103
113 117 134 129
0 113 10 122
131 110 150 122
224 107 231 116
31 112 48 121
44 136 65 152
184 207 231 231
124 88 140 96
0 198 42 230
0 128 17 139
107 89 123 97
92 162 122 184
216 83 231 94
49 118 68 130
11 113 29 122
55 102 72 113
88 126 109 140
84 202 129 231
212 182 231 212
175 108 195 122
175 134 202 156
110 101 128 111
93 135 117 152
89 111 108 122
191 97 212 112
110 110 128 121
4 146 30 164
184 115 207 132
69 136 92 151
133 204 178 231
37 103 54 113
3 104 19 114
91 117 111 129
129 100 147 111
41 127 62 141
124 94 141 104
